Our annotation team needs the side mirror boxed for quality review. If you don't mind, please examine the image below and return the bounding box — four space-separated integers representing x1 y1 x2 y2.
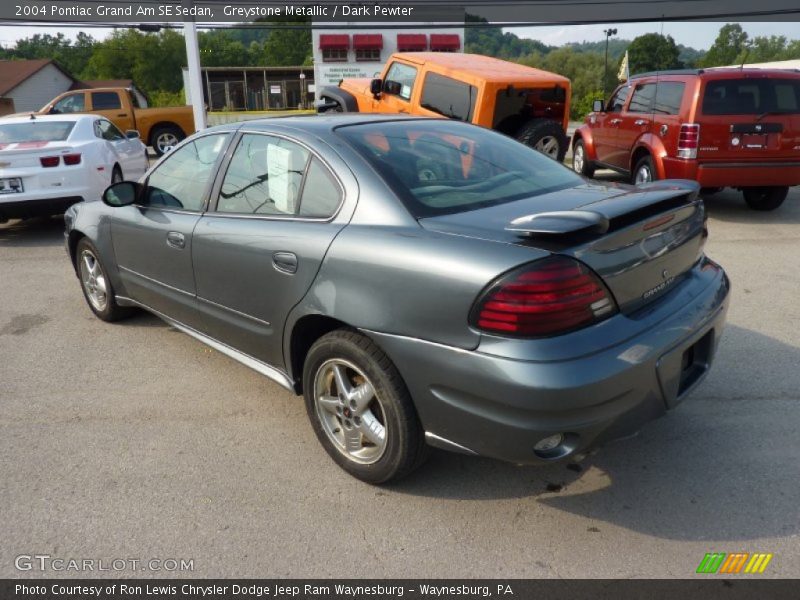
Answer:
48 106 58 114
125 129 140 139
102 181 140 207
370 78 383 96
592 99 605 113
383 80 402 96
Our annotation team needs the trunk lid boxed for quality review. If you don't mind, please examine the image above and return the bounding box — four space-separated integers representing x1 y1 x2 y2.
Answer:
0 141 75 170
419 181 706 315
696 74 800 161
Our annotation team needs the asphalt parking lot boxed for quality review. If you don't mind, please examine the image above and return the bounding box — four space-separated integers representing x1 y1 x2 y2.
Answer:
1 178 799 579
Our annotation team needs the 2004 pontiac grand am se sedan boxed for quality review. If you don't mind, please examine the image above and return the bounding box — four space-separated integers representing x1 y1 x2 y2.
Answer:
64 115 730 483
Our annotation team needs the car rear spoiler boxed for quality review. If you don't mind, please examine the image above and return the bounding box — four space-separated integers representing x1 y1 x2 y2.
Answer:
506 180 701 238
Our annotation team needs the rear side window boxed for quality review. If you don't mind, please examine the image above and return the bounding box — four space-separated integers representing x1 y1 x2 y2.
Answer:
654 82 685 115
217 134 310 216
298 158 342 218
628 83 657 113
702 78 800 115
420 73 477 122
91 92 121 110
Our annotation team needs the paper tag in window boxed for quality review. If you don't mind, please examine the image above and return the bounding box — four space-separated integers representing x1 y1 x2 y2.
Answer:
267 144 294 213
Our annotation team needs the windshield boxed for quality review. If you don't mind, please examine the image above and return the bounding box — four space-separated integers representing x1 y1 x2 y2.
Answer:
702 78 800 116
338 120 581 218
0 121 75 144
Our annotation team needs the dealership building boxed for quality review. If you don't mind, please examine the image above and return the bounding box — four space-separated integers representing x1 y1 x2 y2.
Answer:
311 25 465 88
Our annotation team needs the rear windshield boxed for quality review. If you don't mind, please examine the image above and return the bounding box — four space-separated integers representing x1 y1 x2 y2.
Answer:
337 120 581 218
702 78 800 115
0 121 75 144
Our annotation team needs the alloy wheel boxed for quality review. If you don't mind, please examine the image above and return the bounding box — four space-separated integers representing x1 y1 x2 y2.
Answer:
79 249 108 312
313 358 387 465
534 135 560 159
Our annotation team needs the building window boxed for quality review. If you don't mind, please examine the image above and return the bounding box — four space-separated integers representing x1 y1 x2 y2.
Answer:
355 47 381 62
319 35 350 63
322 48 348 62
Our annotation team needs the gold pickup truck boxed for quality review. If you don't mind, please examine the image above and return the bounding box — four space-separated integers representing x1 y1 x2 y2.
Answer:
39 87 196 156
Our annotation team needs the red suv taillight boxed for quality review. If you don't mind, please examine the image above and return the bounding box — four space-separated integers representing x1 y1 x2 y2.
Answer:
677 123 700 159
471 256 618 337
40 156 60 167
62 153 81 165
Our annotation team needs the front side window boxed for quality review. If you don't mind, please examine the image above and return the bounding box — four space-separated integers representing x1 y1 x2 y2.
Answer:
420 73 477 122
384 62 418 101
91 92 122 110
627 83 657 113
217 134 310 216
338 120 582 218
52 93 85 114
606 86 630 112
145 134 229 211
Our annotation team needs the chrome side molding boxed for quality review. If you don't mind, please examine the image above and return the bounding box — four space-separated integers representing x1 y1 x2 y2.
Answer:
116 296 294 391
424 432 478 456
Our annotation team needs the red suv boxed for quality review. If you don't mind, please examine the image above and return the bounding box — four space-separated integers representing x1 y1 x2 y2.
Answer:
572 68 800 210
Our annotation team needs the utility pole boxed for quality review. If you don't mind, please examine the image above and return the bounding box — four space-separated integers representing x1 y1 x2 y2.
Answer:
603 28 618 99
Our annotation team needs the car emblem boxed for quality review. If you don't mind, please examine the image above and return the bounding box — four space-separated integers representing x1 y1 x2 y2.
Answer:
662 269 670 279
755 124 762 132
660 124 668 136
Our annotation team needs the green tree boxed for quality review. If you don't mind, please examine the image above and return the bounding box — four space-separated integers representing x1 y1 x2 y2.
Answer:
736 35 791 63
626 33 683 75
253 17 311 66
700 24 749 67
199 31 249 67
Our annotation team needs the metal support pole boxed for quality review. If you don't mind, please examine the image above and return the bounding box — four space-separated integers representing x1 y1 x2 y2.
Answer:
182 1 207 131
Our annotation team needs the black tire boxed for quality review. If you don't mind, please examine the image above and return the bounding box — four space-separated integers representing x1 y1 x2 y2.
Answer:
318 97 344 113
150 125 184 156
742 186 788 211
111 165 123 184
516 119 568 162
572 138 595 177
303 329 429 484
632 155 657 185
75 238 134 322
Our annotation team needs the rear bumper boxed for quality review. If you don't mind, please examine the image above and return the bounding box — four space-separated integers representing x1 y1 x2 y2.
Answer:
663 158 800 187
0 196 84 220
367 258 730 465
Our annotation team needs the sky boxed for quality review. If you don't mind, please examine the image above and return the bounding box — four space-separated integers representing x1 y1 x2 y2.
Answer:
0 21 798 51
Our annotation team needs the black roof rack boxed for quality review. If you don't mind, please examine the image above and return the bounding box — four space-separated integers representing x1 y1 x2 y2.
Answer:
629 69 704 79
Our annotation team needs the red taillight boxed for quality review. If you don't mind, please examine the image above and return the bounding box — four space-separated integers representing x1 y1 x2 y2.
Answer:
40 156 60 167
471 256 618 337
677 123 700 159
62 153 81 165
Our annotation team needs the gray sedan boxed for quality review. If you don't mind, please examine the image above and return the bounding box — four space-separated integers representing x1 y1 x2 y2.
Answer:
64 115 729 483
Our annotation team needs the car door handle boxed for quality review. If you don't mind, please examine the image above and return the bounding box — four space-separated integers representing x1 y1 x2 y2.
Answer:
166 231 185 249
610 119 622 126
117 113 128 117
634 119 649 126
272 252 298 274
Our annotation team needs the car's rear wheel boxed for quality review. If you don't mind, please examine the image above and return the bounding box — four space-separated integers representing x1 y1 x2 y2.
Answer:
572 139 595 177
742 186 788 211
303 329 428 483
633 155 657 184
76 238 133 322
318 97 344 113
151 126 184 156
516 119 567 161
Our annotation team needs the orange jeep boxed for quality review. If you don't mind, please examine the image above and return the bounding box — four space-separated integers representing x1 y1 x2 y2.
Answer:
317 52 572 161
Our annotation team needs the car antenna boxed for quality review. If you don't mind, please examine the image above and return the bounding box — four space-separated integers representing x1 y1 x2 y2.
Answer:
739 49 749 70
29 112 36 120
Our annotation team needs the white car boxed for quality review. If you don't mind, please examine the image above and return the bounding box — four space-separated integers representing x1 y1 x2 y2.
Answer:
0 114 148 222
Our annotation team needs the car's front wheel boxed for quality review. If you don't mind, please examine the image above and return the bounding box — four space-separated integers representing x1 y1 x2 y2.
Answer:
742 186 788 211
572 139 595 177
76 238 133 322
303 329 428 483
